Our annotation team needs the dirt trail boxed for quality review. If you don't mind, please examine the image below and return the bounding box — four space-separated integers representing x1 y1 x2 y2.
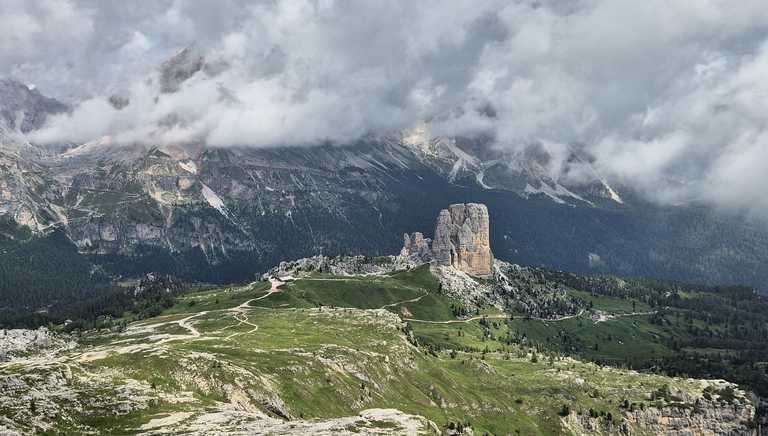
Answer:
261 277 285 298
299 276 385 281
224 278 284 340
148 311 210 345
176 312 206 337
241 277 284 306
225 313 260 340
224 278 284 315
380 295 425 309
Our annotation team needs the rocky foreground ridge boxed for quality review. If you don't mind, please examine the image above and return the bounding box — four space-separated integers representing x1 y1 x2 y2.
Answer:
0 296 757 435
561 381 756 436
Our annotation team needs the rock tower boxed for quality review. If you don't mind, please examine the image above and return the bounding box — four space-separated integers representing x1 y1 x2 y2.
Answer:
400 203 493 277
400 232 432 260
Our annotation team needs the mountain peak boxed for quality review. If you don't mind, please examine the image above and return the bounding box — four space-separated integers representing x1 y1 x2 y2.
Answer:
159 46 205 94
0 78 68 134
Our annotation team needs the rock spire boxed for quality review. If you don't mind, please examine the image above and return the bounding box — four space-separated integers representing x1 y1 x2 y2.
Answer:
400 203 493 277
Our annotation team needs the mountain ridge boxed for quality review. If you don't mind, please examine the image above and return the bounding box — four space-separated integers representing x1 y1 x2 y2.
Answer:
2 78 768 292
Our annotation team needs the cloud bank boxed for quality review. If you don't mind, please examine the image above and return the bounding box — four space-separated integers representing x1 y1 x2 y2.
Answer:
5 0 768 216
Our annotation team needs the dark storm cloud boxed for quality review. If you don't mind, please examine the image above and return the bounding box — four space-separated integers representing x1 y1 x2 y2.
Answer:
4 0 768 216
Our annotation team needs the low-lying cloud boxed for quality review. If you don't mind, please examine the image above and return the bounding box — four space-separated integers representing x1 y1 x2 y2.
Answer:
5 0 768 216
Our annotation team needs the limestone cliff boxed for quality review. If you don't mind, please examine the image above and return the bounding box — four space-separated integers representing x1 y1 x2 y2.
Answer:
561 380 757 436
563 400 756 436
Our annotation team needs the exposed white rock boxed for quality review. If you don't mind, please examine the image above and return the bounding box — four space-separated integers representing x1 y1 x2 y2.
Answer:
263 255 418 280
431 264 493 308
201 183 229 218
562 389 756 436
179 160 198 174
142 406 436 435
0 328 74 362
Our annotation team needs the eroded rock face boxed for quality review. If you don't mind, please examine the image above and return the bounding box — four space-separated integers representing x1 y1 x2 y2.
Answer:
625 401 756 436
0 78 68 133
432 203 493 277
159 46 205 94
562 396 756 436
263 254 417 280
400 232 431 260
398 203 494 277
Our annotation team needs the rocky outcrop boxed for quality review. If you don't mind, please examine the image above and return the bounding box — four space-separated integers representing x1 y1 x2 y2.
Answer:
400 232 431 261
563 402 756 436
159 46 205 94
431 258 588 315
262 254 418 280
400 203 494 278
271 205 494 281
431 203 493 277
0 78 68 133
431 264 494 307
0 328 74 362
562 382 757 436
147 407 438 435
624 401 755 435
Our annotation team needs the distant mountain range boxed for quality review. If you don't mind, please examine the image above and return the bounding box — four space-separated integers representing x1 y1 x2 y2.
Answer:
1 69 767 291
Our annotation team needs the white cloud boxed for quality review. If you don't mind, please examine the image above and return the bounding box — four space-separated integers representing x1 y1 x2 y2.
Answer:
8 0 768 216
119 31 153 57
0 0 93 65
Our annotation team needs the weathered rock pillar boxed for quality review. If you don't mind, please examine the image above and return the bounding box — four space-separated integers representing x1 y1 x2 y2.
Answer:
431 203 493 277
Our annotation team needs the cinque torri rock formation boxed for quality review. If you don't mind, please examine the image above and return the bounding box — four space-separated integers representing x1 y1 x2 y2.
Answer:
401 203 494 277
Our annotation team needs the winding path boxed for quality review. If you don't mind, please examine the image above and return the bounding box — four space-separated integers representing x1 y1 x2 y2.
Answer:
150 311 210 344
380 294 426 309
224 278 284 340
176 312 206 337
225 313 260 340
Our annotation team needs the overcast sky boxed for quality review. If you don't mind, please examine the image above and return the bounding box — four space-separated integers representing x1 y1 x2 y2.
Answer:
4 0 768 216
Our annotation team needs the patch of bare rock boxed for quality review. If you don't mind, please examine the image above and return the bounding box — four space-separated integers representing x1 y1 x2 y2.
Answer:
0 328 74 362
148 407 437 435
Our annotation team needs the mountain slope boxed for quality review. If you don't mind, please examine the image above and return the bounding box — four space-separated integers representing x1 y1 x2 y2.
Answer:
5 136 768 289
1 79 768 291
0 79 68 135
0 218 116 325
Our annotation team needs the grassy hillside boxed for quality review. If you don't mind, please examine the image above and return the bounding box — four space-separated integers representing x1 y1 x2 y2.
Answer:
0 268 757 435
